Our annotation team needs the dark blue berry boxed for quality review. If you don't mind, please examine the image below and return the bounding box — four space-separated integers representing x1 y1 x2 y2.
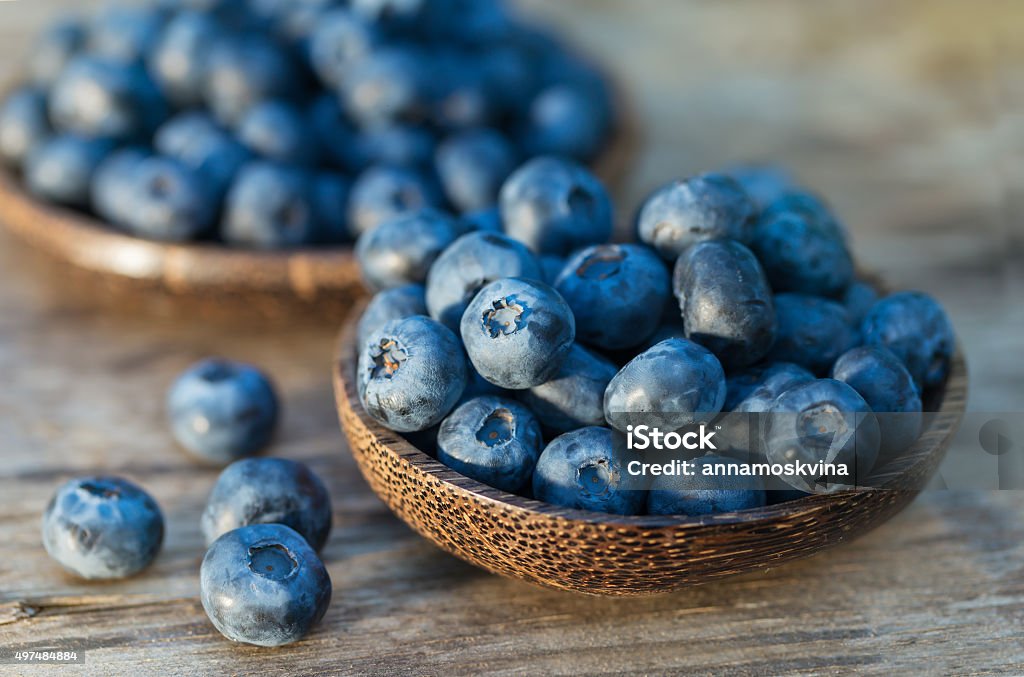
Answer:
356 208 464 290
203 36 298 126
603 338 726 433
435 128 516 213
555 243 671 351
519 343 617 434
201 524 331 647
357 283 428 348
311 172 352 244
238 100 319 167
148 10 223 108
766 293 856 375
202 458 332 551
647 454 766 516
121 155 218 242
42 476 164 580
860 291 955 392
358 315 467 432
636 173 755 260
522 83 611 162
91 147 149 228
437 396 543 493
425 231 541 331
460 277 575 390
0 87 52 169
347 164 443 237
167 359 280 466
154 112 251 198
500 156 612 256
673 239 777 369
750 209 853 297
223 162 318 249
533 427 647 515
25 134 112 208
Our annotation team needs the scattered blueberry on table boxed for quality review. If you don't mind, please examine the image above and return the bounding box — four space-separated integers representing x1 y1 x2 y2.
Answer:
41 476 164 580
167 358 280 466
200 524 332 647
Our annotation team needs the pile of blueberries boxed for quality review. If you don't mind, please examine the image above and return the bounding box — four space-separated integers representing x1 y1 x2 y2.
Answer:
42 359 335 647
355 157 956 517
0 0 613 248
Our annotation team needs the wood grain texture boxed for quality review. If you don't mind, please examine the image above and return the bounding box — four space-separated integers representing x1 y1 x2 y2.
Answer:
334 303 966 596
1 0 1022 675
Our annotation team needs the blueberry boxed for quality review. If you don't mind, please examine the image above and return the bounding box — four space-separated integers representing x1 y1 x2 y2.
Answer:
437 396 543 493
357 283 428 348
347 165 443 237
49 56 166 141
349 0 439 35
27 18 86 87
672 239 776 369
425 231 542 331
430 52 494 131
311 172 352 244
479 44 537 117
766 293 856 375
357 124 437 169
725 164 796 211
154 112 251 198
860 291 955 392
201 524 331 647
223 162 318 249
718 362 814 455
356 208 464 291
760 189 848 242
603 338 726 433
842 280 880 327
308 95 363 172
460 277 575 389
0 87 51 169
202 458 332 551
203 36 298 126
87 6 166 64
308 8 381 89
763 379 881 490
148 10 224 108
41 476 163 580
539 254 565 284
519 343 617 434
500 156 612 256
167 359 280 466
647 454 766 516
635 173 755 261
532 427 647 515
121 156 218 242
358 315 467 432
91 147 149 228
832 346 922 457
555 243 670 351
238 100 320 167
750 209 853 298
435 128 516 213
460 208 504 235
522 83 611 162
343 46 430 126
25 135 112 208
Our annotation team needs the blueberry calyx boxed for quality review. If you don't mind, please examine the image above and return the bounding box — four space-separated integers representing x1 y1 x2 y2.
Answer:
482 295 530 337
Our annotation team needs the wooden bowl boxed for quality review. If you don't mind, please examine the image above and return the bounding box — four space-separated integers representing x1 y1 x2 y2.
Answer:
333 301 968 596
0 91 639 324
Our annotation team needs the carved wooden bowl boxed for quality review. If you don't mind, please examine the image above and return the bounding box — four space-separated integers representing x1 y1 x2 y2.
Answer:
333 301 968 596
0 90 638 324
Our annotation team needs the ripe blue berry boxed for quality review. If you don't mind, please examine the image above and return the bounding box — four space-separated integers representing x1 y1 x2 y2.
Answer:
167 359 280 466
347 164 443 237
358 316 467 432
121 155 218 242
25 135 112 208
222 162 318 249
425 231 542 331
766 293 856 375
201 524 331 647
533 427 647 515
435 128 517 213
750 209 853 298
635 173 754 260
519 343 618 434
860 291 955 392
672 239 776 369
647 454 766 516
148 10 223 108
437 396 543 493
358 284 428 347
42 476 164 580
460 277 576 389
202 458 332 551
0 87 51 169
500 156 613 256
154 112 251 198
238 100 319 167
356 209 465 291
604 338 726 433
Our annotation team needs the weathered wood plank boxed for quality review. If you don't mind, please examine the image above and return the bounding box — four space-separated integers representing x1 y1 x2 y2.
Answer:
1 1 1022 675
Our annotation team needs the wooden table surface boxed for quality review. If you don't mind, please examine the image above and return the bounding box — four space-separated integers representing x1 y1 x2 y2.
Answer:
1 1 1022 675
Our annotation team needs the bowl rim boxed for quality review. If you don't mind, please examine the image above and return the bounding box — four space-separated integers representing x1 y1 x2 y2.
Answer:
334 298 968 530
